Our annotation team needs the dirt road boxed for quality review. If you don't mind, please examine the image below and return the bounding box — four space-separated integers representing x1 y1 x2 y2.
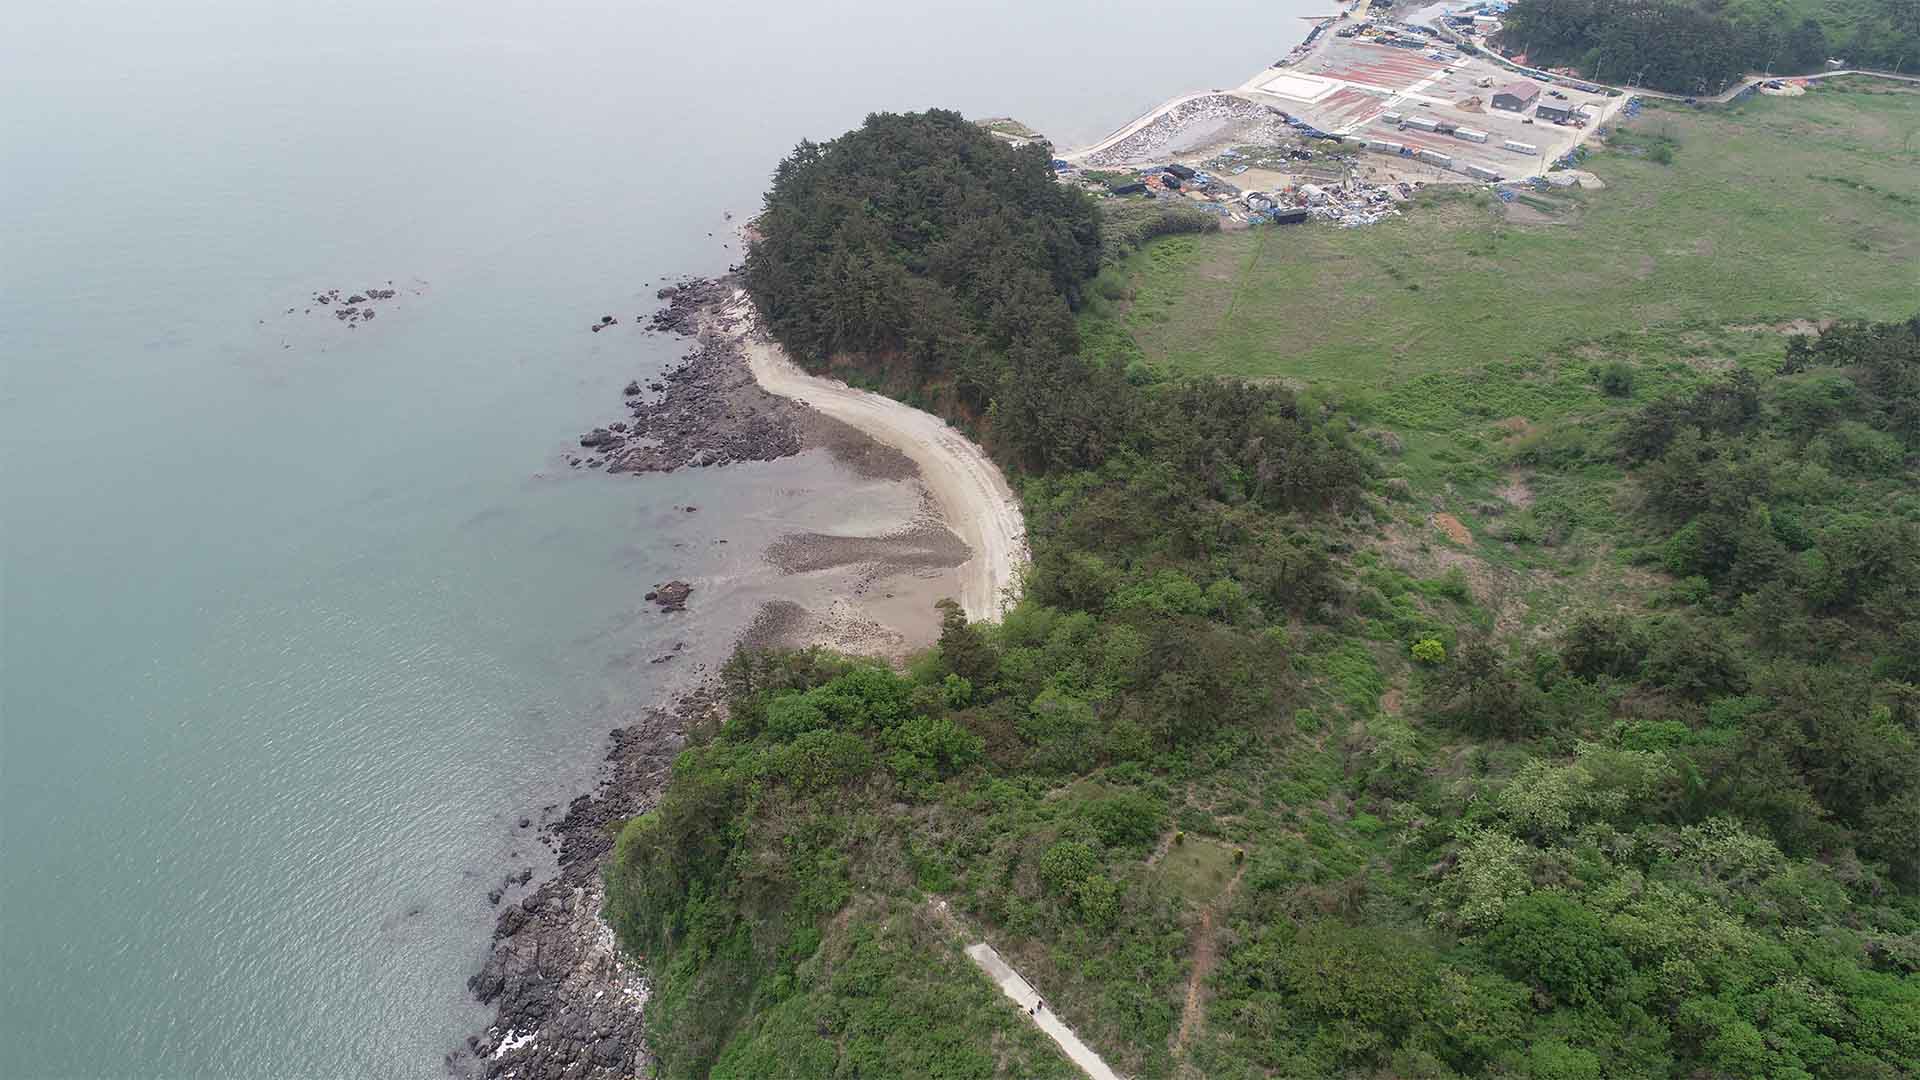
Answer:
727 291 1027 623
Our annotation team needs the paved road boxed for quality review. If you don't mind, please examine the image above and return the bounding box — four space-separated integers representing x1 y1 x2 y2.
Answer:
965 943 1124 1080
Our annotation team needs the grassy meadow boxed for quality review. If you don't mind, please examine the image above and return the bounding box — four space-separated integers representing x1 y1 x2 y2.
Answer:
1085 79 1920 392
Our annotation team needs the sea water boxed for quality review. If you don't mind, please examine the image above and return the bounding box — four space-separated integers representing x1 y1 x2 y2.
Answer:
0 1 1315 1074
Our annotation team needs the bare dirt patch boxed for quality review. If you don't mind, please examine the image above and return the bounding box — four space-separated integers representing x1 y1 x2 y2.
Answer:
1494 474 1535 509
1430 512 1472 545
1728 318 1834 336
1494 416 1536 444
1502 200 1572 226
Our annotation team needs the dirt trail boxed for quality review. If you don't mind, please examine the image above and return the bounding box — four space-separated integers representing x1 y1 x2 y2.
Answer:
1174 863 1247 1058
726 290 1028 623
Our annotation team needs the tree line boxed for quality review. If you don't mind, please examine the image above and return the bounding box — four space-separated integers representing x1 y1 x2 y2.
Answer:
1499 0 1919 93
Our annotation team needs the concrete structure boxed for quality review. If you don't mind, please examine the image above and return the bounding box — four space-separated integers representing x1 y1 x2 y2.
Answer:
966 943 1121 1080
1492 81 1541 112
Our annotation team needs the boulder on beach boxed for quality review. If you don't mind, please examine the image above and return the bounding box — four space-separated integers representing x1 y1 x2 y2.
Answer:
650 580 693 612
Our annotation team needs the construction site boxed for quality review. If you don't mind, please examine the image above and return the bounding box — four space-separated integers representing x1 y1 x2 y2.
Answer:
1046 1 1624 225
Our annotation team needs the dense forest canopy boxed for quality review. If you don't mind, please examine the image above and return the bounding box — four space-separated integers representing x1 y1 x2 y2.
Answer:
743 108 1365 501
609 107 1920 1078
1499 0 1920 93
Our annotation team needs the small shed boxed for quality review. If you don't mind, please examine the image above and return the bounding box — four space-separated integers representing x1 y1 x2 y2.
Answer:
1535 102 1576 122
1492 81 1541 112
1164 163 1196 179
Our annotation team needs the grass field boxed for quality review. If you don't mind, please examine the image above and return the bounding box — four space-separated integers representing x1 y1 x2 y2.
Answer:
1084 80 1920 394
1081 77 1920 654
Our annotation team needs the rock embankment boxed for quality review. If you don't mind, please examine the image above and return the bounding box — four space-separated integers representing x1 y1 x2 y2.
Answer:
1079 93 1286 167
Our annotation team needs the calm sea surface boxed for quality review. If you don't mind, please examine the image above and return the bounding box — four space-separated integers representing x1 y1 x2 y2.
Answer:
0 2 1313 1074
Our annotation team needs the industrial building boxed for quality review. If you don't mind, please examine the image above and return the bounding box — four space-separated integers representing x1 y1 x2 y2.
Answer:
1535 101 1577 123
1492 81 1541 112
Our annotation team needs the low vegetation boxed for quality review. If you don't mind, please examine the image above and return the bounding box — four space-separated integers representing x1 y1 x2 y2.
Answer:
608 98 1920 1079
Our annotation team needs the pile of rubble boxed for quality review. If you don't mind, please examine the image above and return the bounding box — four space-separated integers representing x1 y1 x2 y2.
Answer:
1243 179 1406 228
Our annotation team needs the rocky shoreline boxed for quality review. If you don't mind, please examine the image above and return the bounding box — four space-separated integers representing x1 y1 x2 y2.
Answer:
455 277 961 1078
569 277 918 482
454 689 711 1080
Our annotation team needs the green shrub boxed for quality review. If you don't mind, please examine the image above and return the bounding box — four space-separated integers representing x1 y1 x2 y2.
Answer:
1412 638 1447 665
1599 362 1636 397
1483 893 1630 1007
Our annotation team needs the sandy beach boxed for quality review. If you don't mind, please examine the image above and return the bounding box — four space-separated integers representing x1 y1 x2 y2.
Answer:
724 289 1028 625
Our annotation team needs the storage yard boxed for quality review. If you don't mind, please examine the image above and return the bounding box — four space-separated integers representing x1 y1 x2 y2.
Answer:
1246 24 1621 183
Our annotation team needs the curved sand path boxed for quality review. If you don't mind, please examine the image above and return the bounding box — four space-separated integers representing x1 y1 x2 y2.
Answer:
725 290 1027 623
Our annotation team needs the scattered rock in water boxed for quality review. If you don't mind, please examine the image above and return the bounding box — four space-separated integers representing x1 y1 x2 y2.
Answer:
650 581 692 612
518 818 531 829
683 505 697 513
623 380 641 396
294 284 406 327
